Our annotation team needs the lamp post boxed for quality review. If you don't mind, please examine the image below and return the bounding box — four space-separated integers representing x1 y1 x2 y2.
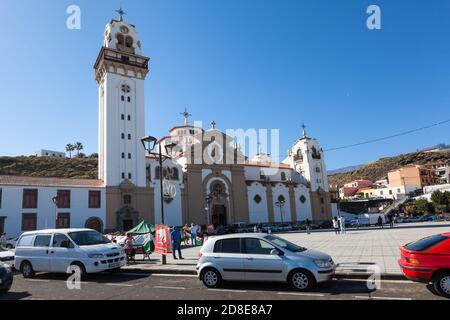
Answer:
275 199 285 224
52 195 59 229
141 135 177 265
205 194 213 225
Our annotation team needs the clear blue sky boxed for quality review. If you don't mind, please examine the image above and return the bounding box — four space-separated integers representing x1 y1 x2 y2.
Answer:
1 0 449 170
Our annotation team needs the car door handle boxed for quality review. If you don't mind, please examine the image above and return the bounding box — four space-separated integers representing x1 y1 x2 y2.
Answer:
213 257 221 259
247 258 254 261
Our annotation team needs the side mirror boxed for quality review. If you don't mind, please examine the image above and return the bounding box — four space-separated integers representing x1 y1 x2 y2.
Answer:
270 249 284 256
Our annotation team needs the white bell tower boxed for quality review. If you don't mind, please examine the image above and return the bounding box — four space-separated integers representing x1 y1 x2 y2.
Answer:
94 10 149 187
284 124 329 192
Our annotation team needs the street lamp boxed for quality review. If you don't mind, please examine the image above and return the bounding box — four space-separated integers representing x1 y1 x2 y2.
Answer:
205 194 213 225
141 135 178 265
275 199 285 224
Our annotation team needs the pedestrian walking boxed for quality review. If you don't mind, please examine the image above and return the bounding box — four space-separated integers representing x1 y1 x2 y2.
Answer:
190 223 197 246
182 224 189 245
378 216 383 229
253 225 258 233
124 233 135 264
171 227 184 260
332 217 339 235
305 218 311 234
0 233 6 248
388 214 394 228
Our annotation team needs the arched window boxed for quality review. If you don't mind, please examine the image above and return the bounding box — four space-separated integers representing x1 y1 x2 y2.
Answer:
117 33 125 46
171 167 179 180
277 195 285 203
281 172 287 181
154 166 160 180
125 36 133 48
85 217 103 232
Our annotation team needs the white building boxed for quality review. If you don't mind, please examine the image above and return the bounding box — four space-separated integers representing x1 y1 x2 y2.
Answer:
35 149 66 158
0 12 332 237
0 176 105 237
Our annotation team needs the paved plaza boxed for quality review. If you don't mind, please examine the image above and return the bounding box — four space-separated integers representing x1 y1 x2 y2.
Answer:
123 222 450 276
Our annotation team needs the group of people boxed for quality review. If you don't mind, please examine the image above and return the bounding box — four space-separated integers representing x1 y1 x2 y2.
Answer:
332 216 346 234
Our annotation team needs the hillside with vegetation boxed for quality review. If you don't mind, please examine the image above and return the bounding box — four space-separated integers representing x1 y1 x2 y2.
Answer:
0 156 98 179
328 150 450 187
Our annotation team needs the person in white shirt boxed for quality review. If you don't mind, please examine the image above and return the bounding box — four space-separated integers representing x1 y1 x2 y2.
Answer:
332 217 339 235
190 223 197 246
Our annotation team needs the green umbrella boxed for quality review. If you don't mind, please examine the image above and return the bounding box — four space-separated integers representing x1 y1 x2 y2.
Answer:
127 220 155 234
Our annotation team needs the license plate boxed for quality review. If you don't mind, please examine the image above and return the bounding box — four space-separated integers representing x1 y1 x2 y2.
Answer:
108 262 120 269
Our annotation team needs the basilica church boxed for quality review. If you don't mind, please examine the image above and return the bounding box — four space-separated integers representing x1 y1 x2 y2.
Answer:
0 14 331 236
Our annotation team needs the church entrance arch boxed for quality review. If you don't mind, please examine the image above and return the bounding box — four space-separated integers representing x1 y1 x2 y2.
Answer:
116 206 139 232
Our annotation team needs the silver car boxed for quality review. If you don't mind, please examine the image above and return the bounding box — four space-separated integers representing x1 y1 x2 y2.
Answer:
197 233 335 291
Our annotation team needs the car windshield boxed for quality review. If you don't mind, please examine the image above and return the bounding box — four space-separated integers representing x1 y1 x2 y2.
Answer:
264 235 307 253
405 235 448 252
68 231 110 246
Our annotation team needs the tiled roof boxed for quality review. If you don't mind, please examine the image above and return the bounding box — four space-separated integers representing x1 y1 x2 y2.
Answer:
0 175 104 188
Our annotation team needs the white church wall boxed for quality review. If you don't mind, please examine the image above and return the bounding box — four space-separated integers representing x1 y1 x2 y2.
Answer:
0 186 105 238
247 182 269 223
148 160 183 226
271 183 291 223
294 185 312 222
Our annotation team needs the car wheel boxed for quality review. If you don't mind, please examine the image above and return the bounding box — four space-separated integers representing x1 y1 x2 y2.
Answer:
6 244 13 250
201 268 222 288
70 262 88 281
433 272 450 299
289 269 315 291
20 261 35 279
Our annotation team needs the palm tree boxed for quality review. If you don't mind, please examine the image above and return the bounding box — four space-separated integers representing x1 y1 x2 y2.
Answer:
66 144 74 158
74 142 84 157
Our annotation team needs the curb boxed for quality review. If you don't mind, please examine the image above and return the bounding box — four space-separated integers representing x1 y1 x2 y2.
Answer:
121 267 198 275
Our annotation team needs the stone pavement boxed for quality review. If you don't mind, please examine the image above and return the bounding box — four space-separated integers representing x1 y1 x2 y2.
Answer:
123 222 450 277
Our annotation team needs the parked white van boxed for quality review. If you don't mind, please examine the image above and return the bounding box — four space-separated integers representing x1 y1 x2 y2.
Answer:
15 229 126 279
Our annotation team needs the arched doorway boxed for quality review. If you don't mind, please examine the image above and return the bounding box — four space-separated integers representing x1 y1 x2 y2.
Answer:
212 205 227 227
116 206 139 232
85 217 103 232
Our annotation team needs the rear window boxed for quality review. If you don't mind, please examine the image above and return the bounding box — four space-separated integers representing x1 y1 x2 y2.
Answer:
213 238 241 253
405 235 448 252
17 235 35 247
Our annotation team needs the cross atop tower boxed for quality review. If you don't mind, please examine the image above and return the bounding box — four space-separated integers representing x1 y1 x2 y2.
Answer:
210 120 217 130
180 107 192 126
116 6 126 22
301 123 307 139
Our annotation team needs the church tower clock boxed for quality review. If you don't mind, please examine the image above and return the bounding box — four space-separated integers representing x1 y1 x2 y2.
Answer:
94 10 149 188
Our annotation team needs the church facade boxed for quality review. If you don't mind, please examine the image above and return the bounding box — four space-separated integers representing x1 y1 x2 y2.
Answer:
0 15 331 237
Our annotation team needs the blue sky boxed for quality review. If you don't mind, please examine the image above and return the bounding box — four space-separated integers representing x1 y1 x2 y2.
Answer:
0 0 449 170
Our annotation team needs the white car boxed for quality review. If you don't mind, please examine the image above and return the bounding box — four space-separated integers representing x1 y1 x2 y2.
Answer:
15 228 127 279
0 246 15 268
197 233 335 291
5 237 19 249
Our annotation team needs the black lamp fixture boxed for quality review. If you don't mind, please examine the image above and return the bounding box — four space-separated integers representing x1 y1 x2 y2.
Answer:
141 135 157 152
164 142 177 157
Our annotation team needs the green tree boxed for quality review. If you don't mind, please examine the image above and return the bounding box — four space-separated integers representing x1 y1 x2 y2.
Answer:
431 190 450 213
65 144 75 158
74 142 84 157
413 199 434 215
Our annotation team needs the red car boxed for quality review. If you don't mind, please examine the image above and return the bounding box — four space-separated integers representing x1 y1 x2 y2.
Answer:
399 233 450 298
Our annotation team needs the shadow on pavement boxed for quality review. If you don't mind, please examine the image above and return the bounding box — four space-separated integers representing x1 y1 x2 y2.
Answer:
219 279 374 295
0 291 31 300
26 272 150 284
